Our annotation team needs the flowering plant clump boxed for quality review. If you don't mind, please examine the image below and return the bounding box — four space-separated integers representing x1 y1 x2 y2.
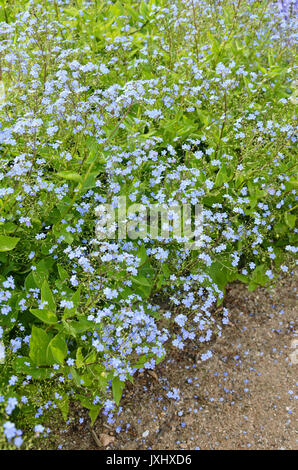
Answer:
0 0 297 449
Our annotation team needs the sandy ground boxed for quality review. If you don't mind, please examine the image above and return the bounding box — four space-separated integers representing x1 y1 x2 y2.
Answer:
56 275 297 450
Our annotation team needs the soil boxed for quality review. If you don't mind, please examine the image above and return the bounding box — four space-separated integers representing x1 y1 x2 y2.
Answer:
55 275 297 450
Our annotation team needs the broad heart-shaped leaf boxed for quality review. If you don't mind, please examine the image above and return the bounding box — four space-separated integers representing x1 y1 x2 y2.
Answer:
285 212 296 229
88 405 101 426
48 333 67 364
57 264 68 282
215 165 229 186
41 279 56 312
136 245 147 265
29 325 53 366
30 308 58 325
32 259 51 288
112 376 125 406
0 235 20 252
251 264 268 287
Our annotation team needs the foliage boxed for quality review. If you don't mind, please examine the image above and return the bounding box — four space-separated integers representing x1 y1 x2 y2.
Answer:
0 0 297 449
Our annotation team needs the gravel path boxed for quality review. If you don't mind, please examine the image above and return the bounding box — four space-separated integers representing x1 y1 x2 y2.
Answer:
58 275 297 450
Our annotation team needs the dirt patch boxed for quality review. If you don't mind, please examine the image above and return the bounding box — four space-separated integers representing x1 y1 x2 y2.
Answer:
56 275 297 450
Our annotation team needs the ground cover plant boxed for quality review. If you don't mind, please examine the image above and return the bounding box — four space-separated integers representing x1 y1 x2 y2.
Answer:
0 0 297 449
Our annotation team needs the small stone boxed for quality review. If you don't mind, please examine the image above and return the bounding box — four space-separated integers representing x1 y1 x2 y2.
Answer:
99 433 115 447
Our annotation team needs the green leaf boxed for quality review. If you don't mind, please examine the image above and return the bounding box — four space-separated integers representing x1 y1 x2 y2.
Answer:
69 366 82 387
29 326 52 366
248 281 259 291
215 165 229 186
285 213 296 229
25 272 38 292
48 333 67 364
56 171 82 182
30 308 58 324
134 353 149 369
57 394 69 421
81 171 103 190
71 287 81 307
62 287 81 319
137 245 147 265
1 221 18 233
77 395 93 409
41 279 56 312
63 317 93 336
131 276 152 287
0 235 20 252
161 263 170 278
274 221 288 236
32 259 50 288
84 350 96 365
57 264 68 282
251 264 267 287
205 260 235 291
76 347 84 368
32 270 47 289
14 357 52 379
112 376 124 406
140 0 148 19
156 273 164 290
285 179 298 191
89 405 101 426
130 279 152 298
